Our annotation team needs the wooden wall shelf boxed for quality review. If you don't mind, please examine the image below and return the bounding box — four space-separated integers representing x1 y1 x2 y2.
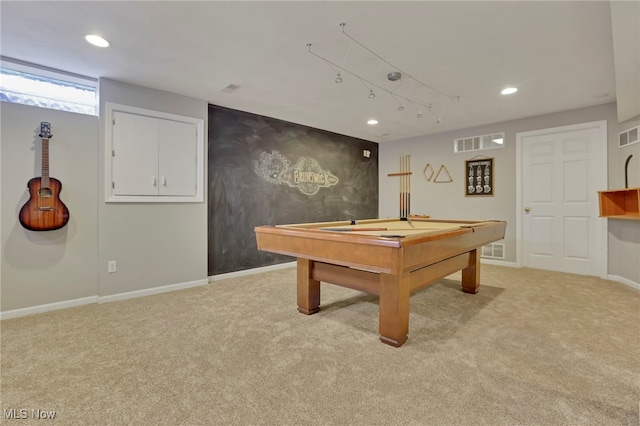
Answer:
598 188 640 220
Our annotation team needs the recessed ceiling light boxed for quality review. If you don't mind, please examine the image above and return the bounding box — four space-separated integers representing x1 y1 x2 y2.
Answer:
501 87 518 95
367 119 378 125
85 34 109 47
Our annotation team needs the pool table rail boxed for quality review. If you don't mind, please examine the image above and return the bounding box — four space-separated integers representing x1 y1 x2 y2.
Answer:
255 219 505 275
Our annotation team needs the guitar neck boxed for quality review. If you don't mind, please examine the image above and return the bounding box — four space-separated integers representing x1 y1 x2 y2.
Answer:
41 137 50 188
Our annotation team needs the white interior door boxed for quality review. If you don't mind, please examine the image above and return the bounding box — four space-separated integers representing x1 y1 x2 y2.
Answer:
517 121 607 276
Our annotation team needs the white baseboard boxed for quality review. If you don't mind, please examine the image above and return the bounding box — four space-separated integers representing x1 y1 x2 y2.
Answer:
209 261 296 282
481 259 519 268
0 296 98 320
98 279 209 304
1 279 209 320
607 275 640 291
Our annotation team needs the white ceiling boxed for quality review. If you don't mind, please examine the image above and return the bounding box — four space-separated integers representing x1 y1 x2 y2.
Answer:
1 1 638 143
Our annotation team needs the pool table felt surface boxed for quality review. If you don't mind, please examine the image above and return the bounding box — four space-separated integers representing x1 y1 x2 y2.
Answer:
274 218 491 240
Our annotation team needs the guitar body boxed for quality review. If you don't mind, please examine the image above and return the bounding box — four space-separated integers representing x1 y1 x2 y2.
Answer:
19 177 70 231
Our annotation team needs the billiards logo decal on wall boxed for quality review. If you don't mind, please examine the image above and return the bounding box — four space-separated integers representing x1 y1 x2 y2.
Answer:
255 151 339 196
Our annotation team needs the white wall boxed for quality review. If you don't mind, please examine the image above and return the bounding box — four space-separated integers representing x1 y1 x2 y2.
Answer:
2 91 637 317
1 79 209 316
607 117 640 285
97 78 208 297
1 103 99 311
379 103 640 285
610 117 640 189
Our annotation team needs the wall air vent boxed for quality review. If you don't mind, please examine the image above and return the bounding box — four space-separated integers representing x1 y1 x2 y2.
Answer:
454 132 505 153
618 126 639 148
481 243 505 260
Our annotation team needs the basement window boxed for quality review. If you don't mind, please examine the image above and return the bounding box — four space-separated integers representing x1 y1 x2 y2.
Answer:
0 65 97 115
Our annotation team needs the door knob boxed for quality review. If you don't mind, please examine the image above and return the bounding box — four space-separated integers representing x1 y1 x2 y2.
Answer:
524 207 531 213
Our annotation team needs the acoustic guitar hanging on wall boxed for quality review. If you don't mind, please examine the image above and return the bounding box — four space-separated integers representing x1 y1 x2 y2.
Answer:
19 122 70 231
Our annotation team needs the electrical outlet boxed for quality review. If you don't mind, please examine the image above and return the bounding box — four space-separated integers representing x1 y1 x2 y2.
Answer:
108 260 117 273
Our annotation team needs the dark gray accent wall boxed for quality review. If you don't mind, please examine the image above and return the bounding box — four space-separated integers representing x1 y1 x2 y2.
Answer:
208 105 378 275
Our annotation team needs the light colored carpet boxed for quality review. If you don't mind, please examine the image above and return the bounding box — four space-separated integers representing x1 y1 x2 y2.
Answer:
1 265 638 425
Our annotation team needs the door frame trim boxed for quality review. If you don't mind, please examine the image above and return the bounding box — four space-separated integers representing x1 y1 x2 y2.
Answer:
515 120 608 278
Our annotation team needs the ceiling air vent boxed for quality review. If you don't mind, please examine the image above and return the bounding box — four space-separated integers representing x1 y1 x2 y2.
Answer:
220 83 240 94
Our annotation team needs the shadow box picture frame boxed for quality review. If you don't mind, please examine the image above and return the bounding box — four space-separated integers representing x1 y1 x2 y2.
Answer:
465 158 494 196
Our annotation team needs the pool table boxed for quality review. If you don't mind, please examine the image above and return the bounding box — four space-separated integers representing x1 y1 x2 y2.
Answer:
254 218 506 347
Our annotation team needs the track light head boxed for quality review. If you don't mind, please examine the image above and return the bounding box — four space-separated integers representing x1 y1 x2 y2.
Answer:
369 90 375 99
335 73 343 83
397 105 404 111
387 71 402 81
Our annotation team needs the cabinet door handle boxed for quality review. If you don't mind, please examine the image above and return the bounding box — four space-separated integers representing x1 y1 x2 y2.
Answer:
162 176 167 186
152 176 157 186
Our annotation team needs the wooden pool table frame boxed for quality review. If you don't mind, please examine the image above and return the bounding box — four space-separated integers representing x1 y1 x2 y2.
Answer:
255 218 506 347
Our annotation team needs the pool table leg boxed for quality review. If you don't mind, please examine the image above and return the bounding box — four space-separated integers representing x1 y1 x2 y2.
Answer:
297 258 320 315
461 249 481 294
379 272 410 347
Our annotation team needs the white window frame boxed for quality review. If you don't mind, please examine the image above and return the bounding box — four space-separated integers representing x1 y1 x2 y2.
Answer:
0 57 97 115
454 132 505 153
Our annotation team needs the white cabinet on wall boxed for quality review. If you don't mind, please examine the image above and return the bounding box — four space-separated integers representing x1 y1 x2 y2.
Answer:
105 103 205 202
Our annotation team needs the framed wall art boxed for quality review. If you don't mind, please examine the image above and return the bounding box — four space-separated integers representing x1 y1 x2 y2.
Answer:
465 157 494 196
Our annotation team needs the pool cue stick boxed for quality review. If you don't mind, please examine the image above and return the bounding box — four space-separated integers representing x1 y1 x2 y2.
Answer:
400 156 404 218
399 156 404 218
407 156 413 226
407 155 411 217
404 155 408 218
402 156 406 218
321 227 388 232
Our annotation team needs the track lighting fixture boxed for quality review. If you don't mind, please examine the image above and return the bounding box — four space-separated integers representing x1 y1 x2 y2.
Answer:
387 71 402 81
306 23 460 125
390 93 405 111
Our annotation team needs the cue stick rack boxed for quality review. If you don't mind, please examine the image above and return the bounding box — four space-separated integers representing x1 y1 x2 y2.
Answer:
387 155 412 219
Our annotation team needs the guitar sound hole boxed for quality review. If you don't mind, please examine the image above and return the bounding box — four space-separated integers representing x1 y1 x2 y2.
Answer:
38 188 52 198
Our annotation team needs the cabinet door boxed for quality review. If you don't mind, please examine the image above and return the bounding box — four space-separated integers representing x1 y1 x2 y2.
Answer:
158 118 197 196
106 102 204 202
112 111 159 196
